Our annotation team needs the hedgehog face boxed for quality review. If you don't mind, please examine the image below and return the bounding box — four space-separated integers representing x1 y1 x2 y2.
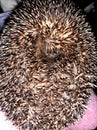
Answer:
27 13 78 61
36 18 76 60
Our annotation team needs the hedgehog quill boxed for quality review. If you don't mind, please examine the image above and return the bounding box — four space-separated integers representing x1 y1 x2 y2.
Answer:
0 0 97 130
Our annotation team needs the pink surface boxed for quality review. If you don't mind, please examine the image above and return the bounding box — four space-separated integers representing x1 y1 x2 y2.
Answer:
0 92 97 130
67 92 97 130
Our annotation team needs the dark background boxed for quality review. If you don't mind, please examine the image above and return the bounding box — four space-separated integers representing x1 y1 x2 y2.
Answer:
73 0 97 40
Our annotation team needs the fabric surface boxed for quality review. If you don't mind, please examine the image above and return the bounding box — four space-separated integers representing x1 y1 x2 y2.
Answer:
0 12 11 30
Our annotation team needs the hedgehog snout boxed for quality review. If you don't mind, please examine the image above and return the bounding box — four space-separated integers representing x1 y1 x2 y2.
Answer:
35 35 62 59
41 41 62 59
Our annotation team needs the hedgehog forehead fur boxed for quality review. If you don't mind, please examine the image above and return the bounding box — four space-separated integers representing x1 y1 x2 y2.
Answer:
0 0 97 130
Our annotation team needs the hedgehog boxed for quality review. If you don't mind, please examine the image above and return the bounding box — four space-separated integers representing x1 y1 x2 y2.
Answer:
0 0 97 130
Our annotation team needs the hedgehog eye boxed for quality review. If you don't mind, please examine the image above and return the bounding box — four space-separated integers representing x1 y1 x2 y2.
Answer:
55 42 59 45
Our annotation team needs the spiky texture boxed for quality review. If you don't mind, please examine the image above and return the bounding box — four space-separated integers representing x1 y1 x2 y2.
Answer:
0 0 97 130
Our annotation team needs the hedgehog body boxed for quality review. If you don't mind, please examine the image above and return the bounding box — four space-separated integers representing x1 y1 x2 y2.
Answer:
0 0 97 130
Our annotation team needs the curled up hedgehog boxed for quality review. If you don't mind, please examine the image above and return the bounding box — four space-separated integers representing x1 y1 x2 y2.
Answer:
0 0 97 130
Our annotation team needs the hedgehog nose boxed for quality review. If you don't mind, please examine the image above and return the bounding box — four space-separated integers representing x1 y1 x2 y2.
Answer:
41 46 59 59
